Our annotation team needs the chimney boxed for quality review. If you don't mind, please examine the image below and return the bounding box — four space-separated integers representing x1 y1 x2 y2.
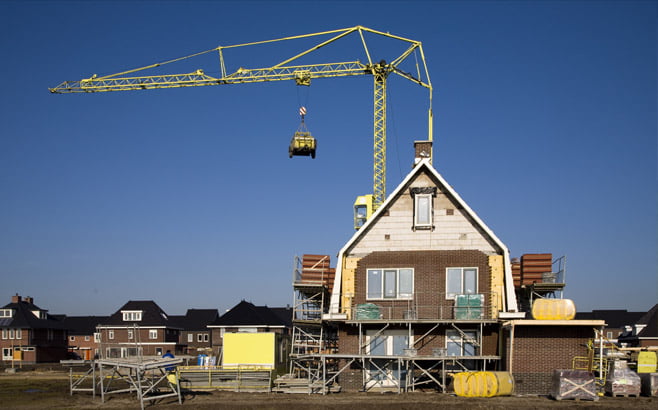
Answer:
24 296 33 305
11 294 21 303
414 140 432 165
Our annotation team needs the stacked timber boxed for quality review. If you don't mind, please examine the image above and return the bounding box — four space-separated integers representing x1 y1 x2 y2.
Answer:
550 369 598 401
520 253 552 285
300 254 335 293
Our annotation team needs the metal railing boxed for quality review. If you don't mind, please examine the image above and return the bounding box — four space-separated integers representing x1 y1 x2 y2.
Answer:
329 292 501 321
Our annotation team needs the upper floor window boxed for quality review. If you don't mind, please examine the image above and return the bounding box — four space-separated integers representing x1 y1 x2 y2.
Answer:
32 310 47 319
122 311 143 321
149 329 158 339
367 268 414 300
94 333 101 343
198 333 209 342
446 267 478 299
128 329 134 339
0 309 14 318
108 330 114 340
410 187 436 230
187 333 193 343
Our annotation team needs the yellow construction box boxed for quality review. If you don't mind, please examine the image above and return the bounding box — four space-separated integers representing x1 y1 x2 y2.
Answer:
223 333 277 369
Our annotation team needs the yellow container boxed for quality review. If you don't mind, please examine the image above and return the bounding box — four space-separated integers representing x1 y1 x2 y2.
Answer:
453 371 514 397
637 351 657 373
531 298 576 320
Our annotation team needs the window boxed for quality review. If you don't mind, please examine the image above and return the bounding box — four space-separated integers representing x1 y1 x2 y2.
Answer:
446 267 478 299
70 336 75 341
2 348 13 360
367 268 413 299
0 309 13 318
9 329 15 339
237 327 257 333
15 329 21 339
128 329 134 340
446 329 478 369
366 330 410 387
1 329 6 339
122 311 143 321
149 329 157 339
108 330 114 340
187 333 193 343
414 194 432 227
606 331 614 339
85 336 90 342
94 333 101 343
198 333 209 342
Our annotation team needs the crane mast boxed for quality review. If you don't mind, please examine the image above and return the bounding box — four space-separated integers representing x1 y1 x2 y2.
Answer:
50 25 433 225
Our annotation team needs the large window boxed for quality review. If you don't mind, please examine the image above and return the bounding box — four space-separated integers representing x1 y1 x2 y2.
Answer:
446 329 478 369
367 268 414 299
446 267 478 299
414 194 433 227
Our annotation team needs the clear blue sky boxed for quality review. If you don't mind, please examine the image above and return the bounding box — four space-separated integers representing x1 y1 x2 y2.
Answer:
1 1 655 316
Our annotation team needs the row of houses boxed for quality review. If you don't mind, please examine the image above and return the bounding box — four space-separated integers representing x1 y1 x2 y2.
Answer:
0 295 290 363
2 142 656 394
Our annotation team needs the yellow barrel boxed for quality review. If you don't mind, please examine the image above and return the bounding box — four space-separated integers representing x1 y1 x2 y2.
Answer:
531 298 576 320
453 371 514 397
637 351 657 373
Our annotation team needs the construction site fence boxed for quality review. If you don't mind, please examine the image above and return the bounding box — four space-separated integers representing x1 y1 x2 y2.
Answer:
330 292 501 321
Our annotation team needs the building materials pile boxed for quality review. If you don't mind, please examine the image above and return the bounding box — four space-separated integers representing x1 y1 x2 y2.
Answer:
605 360 641 397
550 369 598 401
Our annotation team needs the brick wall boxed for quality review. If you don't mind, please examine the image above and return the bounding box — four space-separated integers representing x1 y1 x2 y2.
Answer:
353 250 493 319
508 325 593 395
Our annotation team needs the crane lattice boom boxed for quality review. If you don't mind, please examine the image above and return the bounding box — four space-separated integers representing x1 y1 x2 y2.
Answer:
50 25 433 212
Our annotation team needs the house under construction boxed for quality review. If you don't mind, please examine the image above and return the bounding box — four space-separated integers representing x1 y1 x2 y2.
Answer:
278 142 605 395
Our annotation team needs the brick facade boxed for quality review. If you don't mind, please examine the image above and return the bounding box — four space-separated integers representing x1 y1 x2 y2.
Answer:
506 324 594 395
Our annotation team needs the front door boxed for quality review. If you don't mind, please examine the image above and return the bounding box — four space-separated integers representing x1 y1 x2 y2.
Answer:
365 329 410 388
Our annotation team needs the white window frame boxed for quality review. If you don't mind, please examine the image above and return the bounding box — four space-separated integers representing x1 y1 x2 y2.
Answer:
94 333 101 343
0 309 13 318
85 336 90 342
127 329 134 340
187 333 193 343
149 329 158 339
366 268 414 300
122 311 143 321
446 267 478 299
8 329 15 339
15 329 21 339
70 336 75 342
1 329 6 339
446 329 478 357
2 347 13 360
108 330 114 340
414 193 433 228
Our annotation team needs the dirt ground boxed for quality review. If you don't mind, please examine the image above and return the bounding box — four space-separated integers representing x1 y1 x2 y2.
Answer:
1 370 656 409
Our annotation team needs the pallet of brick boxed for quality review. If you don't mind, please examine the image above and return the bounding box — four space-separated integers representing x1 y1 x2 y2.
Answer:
640 373 658 396
300 254 335 293
520 253 552 285
605 360 641 397
550 369 598 401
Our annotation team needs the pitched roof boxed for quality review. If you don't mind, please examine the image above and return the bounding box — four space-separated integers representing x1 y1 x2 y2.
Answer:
61 316 109 335
1 299 65 330
636 304 658 338
100 300 177 327
170 309 220 330
211 301 288 327
328 158 518 314
575 309 646 328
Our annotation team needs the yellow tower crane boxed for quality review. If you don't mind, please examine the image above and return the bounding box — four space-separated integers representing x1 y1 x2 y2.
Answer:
50 25 433 228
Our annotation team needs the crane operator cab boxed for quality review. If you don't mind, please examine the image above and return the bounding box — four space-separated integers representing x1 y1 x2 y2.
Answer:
289 106 316 159
354 194 374 230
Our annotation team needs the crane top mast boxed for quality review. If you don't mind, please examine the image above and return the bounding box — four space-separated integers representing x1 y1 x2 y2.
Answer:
50 25 434 227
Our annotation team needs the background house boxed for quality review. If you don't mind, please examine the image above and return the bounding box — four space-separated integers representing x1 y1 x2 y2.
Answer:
170 309 219 356
0 294 68 363
62 315 108 360
96 300 182 358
